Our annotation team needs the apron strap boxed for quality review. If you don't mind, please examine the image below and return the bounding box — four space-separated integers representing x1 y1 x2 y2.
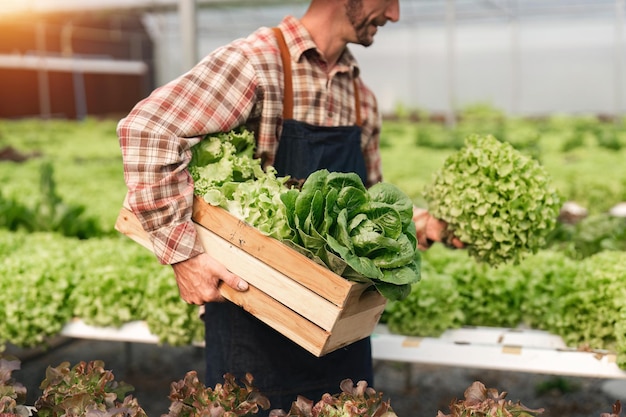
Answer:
353 78 362 127
272 27 362 127
272 27 294 120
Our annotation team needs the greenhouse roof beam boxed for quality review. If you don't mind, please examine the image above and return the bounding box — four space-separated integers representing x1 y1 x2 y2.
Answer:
0 0 309 17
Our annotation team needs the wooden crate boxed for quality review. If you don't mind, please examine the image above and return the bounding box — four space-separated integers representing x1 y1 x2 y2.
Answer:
115 195 387 356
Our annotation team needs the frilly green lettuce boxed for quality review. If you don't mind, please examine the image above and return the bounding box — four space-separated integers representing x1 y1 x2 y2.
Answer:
188 128 293 241
423 133 561 266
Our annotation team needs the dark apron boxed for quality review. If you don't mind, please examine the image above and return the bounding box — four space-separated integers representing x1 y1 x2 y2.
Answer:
204 28 372 415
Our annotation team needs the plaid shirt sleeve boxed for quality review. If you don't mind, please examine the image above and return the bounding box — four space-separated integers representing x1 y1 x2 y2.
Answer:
117 44 261 265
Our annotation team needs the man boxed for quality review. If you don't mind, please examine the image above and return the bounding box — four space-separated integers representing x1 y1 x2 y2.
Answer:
118 0 457 413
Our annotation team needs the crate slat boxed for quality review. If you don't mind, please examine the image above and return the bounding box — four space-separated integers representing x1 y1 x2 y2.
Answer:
192 195 353 306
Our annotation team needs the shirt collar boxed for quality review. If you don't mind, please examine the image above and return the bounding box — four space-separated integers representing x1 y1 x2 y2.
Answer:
277 15 361 78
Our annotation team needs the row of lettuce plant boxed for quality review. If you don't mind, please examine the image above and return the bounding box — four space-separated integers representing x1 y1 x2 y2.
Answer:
0 114 625 368
382 244 626 369
0 229 203 349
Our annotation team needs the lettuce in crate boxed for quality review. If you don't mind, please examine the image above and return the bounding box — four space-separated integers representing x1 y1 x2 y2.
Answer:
188 128 293 240
190 129 420 301
281 169 421 301
423 133 561 266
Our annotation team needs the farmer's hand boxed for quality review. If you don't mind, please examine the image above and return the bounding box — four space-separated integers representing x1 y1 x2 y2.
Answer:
413 207 465 251
171 252 248 305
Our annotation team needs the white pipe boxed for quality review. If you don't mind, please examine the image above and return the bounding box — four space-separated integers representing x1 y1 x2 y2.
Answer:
179 0 198 72
445 0 457 127
615 0 625 118
35 21 51 119
142 13 170 87
510 0 521 115
0 54 148 75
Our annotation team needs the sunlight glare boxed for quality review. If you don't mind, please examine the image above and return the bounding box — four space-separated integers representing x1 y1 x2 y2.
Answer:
0 0 36 17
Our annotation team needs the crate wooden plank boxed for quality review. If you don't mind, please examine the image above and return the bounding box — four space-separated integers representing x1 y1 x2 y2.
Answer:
115 199 387 357
115 206 152 251
219 281 332 355
325 289 388 349
194 221 344 331
115 207 335 354
192 195 353 307
116 206 345 332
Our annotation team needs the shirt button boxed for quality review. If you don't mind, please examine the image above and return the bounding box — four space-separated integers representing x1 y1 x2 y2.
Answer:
327 111 333 118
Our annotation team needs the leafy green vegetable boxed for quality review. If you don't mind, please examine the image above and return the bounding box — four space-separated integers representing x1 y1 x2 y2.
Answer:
437 380 544 417
189 129 262 196
280 379 396 417
35 360 146 417
164 371 269 417
1 117 625 367
281 170 420 301
550 251 626 354
515 250 579 331
454 261 527 328
0 354 32 417
0 161 102 238
189 128 293 241
141 265 205 346
0 232 76 349
189 130 420 301
0 118 127 233
0 230 204 349
547 214 626 260
385 243 626 368
382 247 574 337
417 244 526 329
383 272 465 338
69 237 155 328
423 133 561 266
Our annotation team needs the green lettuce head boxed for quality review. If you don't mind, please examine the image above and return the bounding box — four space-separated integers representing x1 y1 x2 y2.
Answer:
423 133 561 266
281 170 421 301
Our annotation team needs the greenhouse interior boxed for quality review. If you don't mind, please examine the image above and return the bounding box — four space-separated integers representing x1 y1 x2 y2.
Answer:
1 1 626 417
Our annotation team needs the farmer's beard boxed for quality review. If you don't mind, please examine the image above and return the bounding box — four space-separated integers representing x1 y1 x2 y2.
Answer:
345 0 378 47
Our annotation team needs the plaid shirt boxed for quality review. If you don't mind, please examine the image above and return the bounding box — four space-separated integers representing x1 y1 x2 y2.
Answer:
118 15 383 265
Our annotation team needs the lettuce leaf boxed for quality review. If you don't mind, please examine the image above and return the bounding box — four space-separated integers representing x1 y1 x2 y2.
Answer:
281 169 421 301
188 128 293 241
